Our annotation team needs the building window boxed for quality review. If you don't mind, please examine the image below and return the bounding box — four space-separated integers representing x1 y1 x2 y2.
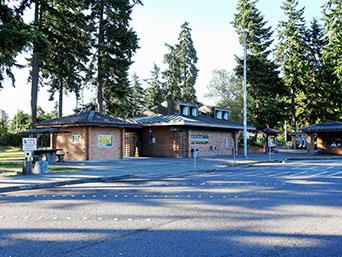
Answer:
215 110 222 119
98 135 113 148
71 133 81 144
181 105 190 116
191 107 198 117
223 111 229 120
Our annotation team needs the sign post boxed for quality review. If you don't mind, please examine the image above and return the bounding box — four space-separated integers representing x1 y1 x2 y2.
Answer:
268 137 272 162
192 149 199 169
22 138 37 175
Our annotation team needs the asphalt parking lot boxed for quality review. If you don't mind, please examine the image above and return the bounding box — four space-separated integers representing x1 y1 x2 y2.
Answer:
0 160 341 257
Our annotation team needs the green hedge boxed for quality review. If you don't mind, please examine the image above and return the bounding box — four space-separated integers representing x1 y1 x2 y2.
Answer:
0 133 23 147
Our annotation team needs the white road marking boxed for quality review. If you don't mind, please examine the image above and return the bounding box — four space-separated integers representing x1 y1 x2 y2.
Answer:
326 171 342 177
309 171 332 177
286 171 312 177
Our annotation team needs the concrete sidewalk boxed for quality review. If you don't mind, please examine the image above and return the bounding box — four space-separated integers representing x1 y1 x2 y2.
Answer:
1 152 341 193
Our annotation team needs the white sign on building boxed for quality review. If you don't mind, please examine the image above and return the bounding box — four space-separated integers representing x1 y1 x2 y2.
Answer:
225 137 235 148
22 138 37 151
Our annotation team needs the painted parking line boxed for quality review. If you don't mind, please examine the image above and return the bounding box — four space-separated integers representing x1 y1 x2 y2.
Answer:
267 171 296 177
285 171 314 177
307 170 333 177
324 171 342 177
243 170 278 177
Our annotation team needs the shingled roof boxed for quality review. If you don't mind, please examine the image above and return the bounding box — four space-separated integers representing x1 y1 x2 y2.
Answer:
130 114 255 130
302 120 342 133
38 111 142 128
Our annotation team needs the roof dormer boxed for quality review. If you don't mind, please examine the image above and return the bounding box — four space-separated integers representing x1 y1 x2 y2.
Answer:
180 103 198 117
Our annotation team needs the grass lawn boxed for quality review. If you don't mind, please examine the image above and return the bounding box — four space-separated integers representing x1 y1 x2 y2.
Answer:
0 147 23 161
0 147 84 177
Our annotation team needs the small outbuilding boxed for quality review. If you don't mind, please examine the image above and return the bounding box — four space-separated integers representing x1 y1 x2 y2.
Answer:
38 111 142 161
302 120 342 155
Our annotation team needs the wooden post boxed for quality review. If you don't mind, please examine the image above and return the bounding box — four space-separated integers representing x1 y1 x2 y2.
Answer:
306 133 315 154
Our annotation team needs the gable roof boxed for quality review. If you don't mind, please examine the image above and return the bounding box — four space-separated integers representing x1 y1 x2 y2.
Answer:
38 111 142 128
302 120 342 133
130 114 255 130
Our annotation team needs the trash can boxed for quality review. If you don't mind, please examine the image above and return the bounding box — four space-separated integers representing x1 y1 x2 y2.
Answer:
22 161 33 175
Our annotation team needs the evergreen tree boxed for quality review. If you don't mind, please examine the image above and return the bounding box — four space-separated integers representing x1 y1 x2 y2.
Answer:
0 110 9 134
40 0 91 118
232 0 286 130
163 22 198 102
177 22 198 102
321 0 342 120
233 0 273 57
302 19 326 124
163 44 181 100
276 0 308 130
87 0 140 115
322 0 342 81
17 0 51 128
0 1 30 89
144 64 164 110
128 73 144 117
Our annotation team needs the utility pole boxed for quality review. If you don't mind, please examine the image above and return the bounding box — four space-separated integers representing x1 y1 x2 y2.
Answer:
242 28 249 159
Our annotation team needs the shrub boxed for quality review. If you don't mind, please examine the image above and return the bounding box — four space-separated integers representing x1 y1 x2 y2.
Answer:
0 133 23 147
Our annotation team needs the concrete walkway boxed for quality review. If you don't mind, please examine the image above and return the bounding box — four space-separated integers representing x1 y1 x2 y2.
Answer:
1 151 341 193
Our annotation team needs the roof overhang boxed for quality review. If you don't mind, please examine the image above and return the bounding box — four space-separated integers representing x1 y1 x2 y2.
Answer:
139 120 255 130
20 128 71 134
37 123 143 129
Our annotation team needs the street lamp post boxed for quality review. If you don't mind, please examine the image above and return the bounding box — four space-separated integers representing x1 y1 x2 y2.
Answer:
242 28 248 159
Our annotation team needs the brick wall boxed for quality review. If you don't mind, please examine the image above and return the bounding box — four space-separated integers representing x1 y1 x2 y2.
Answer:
141 127 235 158
55 126 123 161
88 127 122 160
55 127 87 161
189 130 234 157
141 127 188 158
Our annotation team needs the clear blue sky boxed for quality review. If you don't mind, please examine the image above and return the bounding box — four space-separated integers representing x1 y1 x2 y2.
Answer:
0 0 325 118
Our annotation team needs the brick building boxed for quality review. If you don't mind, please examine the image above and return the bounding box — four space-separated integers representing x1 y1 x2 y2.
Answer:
38 100 254 160
130 100 255 158
38 111 141 161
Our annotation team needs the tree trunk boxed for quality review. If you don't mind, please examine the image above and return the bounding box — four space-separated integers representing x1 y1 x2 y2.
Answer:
96 0 104 114
31 0 40 129
58 79 63 118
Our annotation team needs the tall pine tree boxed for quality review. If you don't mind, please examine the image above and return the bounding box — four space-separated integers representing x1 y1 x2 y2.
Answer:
276 0 308 130
87 0 140 116
303 18 326 124
177 22 198 102
321 0 342 120
128 73 144 117
0 1 30 89
144 64 164 110
40 0 90 118
163 22 198 102
232 0 286 130
163 44 181 100
17 0 51 128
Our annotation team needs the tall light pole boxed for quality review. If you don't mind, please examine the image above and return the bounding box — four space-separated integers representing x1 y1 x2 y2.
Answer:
242 28 249 159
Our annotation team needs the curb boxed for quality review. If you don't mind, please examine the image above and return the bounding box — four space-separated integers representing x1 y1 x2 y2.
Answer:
0 174 133 193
